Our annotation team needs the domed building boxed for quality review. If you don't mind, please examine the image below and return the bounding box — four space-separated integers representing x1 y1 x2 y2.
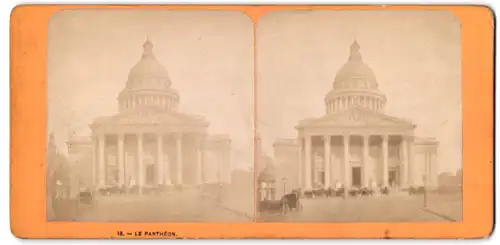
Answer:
66 38 232 193
274 40 439 190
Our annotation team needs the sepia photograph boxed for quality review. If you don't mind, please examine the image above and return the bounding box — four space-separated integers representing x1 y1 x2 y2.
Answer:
255 10 462 222
46 9 255 222
9 4 494 239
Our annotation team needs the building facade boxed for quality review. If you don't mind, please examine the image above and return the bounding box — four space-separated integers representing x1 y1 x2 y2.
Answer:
65 39 231 191
275 41 439 190
272 139 300 192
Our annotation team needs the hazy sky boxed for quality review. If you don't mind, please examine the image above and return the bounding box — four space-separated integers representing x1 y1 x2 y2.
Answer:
48 9 462 174
256 10 462 174
47 10 254 169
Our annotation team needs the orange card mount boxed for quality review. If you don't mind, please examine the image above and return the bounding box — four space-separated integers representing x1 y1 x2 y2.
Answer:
10 5 494 239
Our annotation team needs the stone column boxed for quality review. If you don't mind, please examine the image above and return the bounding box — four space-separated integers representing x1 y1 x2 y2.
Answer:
98 134 106 188
382 135 389 187
363 135 370 186
401 136 409 188
176 133 183 185
117 134 125 186
225 151 231 184
195 137 203 185
407 139 414 186
137 134 144 193
156 134 164 186
304 135 312 189
343 134 350 187
430 151 437 188
424 151 429 186
217 152 222 183
323 135 331 187
164 135 171 186
92 136 98 187
297 137 303 188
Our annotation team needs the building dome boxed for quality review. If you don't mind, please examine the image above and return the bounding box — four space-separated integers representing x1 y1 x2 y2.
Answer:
126 39 172 90
334 65 378 91
258 164 277 183
117 38 180 112
324 40 386 114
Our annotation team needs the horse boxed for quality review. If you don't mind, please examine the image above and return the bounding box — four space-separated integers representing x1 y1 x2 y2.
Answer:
334 187 346 197
324 188 334 198
312 188 325 198
380 186 390 196
348 187 360 197
359 186 374 196
303 190 314 199
280 192 302 213
174 185 184 192
409 186 425 195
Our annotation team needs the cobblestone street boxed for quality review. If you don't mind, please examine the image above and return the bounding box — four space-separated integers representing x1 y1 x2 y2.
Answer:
258 191 462 222
48 189 254 222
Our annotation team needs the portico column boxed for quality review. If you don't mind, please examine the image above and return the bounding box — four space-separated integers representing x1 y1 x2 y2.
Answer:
363 135 370 187
195 137 203 185
430 151 437 188
117 134 125 186
304 135 312 189
217 151 222 183
156 134 164 186
225 151 231 183
137 133 144 193
98 134 105 188
92 136 98 187
382 135 389 187
343 134 350 187
297 137 303 187
176 133 183 185
424 152 430 186
407 138 414 186
323 135 331 187
401 136 409 188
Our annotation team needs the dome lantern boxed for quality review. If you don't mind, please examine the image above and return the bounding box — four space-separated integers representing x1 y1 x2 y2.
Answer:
141 37 155 60
349 39 362 61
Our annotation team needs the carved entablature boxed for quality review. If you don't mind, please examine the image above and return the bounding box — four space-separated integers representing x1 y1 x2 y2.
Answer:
90 107 209 136
296 106 415 138
90 123 207 136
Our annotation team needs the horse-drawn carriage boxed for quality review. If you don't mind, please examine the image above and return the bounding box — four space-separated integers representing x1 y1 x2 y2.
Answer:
359 186 374 196
302 186 347 199
257 190 303 215
408 186 425 196
347 186 375 197
51 177 97 220
280 190 303 213
256 164 303 215
380 186 390 195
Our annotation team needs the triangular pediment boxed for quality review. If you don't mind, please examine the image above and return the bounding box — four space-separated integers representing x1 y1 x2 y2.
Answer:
299 106 413 128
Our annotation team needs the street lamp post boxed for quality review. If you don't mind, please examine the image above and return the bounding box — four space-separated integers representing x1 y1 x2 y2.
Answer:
218 182 223 204
282 177 287 195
